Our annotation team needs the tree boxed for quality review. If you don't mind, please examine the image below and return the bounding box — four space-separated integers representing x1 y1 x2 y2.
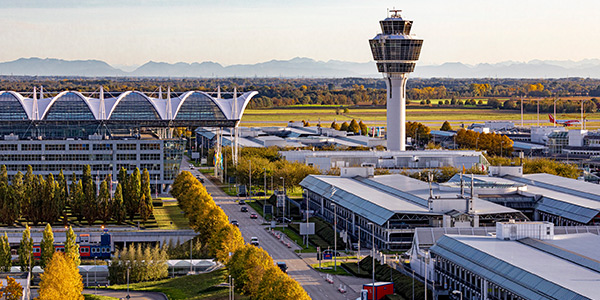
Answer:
37 252 84 300
0 232 11 272
139 169 153 223
126 168 141 220
340 121 349 131
256 267 310 300
40 223 55 269
98 178 111 224
64 226 80 266
347 119 360 134
4 276 23 300
112 183 125 224
440 121 453 131
81 165 98 225
18 226 33 272
330 121 341 130
358 120 369 136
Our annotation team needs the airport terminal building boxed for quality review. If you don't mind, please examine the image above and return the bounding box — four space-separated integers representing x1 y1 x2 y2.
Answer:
0 89 256 191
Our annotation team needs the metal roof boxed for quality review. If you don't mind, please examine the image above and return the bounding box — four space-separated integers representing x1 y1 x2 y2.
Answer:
300 174 520 225
506 174 600 224
431 234 600 300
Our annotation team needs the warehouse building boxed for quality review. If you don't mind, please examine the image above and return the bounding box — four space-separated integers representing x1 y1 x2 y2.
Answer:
430 222 600 300
300 169 526 250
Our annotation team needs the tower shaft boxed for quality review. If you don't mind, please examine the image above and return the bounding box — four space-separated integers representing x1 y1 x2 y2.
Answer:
386 74 408 151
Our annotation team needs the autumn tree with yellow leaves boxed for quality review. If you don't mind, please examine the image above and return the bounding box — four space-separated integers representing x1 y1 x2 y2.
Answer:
37 252 84 300
4 276 23 300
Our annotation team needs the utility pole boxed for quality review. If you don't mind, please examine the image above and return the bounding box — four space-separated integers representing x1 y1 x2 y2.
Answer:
332 203 337 271
249 160 252 197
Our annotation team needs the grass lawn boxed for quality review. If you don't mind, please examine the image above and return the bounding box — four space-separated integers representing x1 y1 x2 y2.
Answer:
310 260 352 276
84 295 119 300
153 201 190 230
273 227 316 252
105 269 247 300
241 106 600 129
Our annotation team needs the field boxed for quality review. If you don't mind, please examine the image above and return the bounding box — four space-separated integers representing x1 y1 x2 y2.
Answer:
241 106 600 129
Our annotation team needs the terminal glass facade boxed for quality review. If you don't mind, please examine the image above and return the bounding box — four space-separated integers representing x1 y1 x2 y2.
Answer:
175 92 227 120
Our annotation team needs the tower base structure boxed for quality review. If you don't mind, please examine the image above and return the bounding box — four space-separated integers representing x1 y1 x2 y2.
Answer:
386 73 409 151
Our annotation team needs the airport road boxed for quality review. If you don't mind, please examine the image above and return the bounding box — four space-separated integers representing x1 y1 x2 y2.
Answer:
180 161 359 300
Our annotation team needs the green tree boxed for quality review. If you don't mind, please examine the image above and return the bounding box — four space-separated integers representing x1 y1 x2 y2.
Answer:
440 121 453 131
0 232 11 272
64 226 80 266
40 223 55 269
112 183 125 224
42 173 56 223
18 226 33 272
98 178 111 224
37 252 84 300
70 180 84 222
139 169 153 223
126 168 141 220
81 165 98 225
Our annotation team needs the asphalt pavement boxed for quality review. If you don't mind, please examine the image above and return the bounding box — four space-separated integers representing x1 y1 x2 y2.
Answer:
83 289 168 300
181 159 361 300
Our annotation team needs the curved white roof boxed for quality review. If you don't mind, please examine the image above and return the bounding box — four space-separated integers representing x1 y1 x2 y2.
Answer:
0 90 257 121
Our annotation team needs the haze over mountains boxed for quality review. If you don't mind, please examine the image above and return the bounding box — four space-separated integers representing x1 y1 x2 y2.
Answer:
3 57 600 78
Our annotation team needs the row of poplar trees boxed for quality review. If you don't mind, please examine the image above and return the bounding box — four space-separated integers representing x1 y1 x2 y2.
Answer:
171 171 309 299
0 164 154 226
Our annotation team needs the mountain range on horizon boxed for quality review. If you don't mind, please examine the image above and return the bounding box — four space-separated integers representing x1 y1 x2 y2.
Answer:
3 57 600 79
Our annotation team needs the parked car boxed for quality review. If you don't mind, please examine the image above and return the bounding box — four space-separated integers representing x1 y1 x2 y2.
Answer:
240 206 248 212
239 199 246 205
276 262 288 273
189 164 194 170
196 176 204 183
250 213 258 219
250 237 259 246
255 192 266 196
231 220 239 227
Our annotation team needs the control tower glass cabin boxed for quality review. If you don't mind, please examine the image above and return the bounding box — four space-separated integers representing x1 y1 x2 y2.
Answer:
369 10 423 151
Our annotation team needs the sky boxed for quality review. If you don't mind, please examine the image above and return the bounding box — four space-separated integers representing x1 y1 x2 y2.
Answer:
1 0 600 67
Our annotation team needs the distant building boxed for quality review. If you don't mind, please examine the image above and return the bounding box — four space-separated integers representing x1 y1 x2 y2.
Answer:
0 89 256 191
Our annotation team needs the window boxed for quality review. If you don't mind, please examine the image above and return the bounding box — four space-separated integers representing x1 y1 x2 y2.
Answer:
45 144 65 151
175 92 226 120
22 144 42 151
110 92 161 120
0 144 17 151
0 92 29 120
44 92 95 120
117 144 137 151
93 144 113 151
140 153 160 161
117 153 137 160
70 144 89 151
140 143 160 151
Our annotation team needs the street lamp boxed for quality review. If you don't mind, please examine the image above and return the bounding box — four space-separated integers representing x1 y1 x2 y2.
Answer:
332 203 337 271
367 222 376 300
424 250 430 300
452 290 463 300
126 266 131 299
280 177 285 219
263 168 267 198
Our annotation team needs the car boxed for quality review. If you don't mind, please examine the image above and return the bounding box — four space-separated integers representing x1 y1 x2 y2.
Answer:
239 199 246 205
250 237 259 246
276 262 288 273
189 164 194 170
250 213 258 219
240 206 248 212
196 176 204 183
276 217 292 224
255 192 266 197
231 220 239 227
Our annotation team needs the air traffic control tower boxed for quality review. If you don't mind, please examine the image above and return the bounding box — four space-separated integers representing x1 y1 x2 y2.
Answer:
370 10 423 151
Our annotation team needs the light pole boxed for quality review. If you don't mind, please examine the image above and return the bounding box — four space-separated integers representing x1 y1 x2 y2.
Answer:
412 270 415 300
263 168 267 198
126 266 131 299
249 160 252 197
452 290 463 300
424 250 430 300
367 222 376 300
305 190 310 249
94 257 97 294
332 203 337 271
280 177 286 219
